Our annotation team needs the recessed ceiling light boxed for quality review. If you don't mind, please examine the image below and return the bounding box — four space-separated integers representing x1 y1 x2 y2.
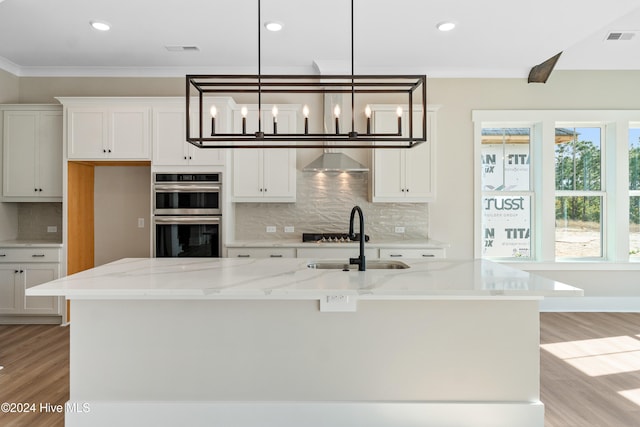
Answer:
90 20 111 32
264 21 283 32
436 21 456 32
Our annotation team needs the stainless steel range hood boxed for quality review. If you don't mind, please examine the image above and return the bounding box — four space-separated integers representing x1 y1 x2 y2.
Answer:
302 91 369 173
302 152 368 172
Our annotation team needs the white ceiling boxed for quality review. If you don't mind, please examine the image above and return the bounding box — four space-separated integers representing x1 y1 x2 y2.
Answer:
0 0 639 78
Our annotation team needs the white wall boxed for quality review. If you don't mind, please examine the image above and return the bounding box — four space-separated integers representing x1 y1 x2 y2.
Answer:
0 70 21 239
94 166 151 266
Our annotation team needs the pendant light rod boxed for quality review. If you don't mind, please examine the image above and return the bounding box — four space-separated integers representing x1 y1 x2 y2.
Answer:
257 0 263 135
350 0 356 137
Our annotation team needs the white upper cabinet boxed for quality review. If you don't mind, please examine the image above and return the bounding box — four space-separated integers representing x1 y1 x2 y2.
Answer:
2 106 63 201
231 106 296 202
65 101 151 160
153 106 226 167
371 107 436 202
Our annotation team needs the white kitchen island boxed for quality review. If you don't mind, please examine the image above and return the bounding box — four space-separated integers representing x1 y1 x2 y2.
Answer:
28 257 582 427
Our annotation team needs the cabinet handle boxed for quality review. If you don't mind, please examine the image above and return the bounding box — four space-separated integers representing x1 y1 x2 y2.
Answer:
422 254 435 257
14 270 19 273
237 254 251 258
32 254 46 258
389 254 403 257
15 270 23 274
0 254 5 257
270 254 283 258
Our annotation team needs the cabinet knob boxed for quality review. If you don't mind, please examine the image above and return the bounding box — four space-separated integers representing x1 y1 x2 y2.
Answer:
108 149 112 153
103 149 107 153
406 188 409 192
189 156 192 160
34 188 38 192
14 270 19 273
259 188 263 192
39 188 43 192
184 156 187 160
264 188 267 192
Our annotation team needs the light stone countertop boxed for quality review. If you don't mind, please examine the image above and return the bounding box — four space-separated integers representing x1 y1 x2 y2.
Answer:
0 240 63 248
27 257 582 300
226 238 449 248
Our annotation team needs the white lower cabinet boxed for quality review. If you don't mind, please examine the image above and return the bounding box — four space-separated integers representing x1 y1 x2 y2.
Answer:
0 248 62 318
227 248 296 258
379 248 446 259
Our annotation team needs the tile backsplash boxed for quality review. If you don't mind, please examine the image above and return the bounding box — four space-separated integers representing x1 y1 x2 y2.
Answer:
234 171 429 241
17 202 63 241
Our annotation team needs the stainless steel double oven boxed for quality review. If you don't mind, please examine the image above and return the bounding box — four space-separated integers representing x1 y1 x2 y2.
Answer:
153 173 222 257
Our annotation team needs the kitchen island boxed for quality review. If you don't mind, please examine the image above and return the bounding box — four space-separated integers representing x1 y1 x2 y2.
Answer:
28 257 582 427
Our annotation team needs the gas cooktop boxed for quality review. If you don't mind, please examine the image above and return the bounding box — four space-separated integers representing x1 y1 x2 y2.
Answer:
302 233 370 243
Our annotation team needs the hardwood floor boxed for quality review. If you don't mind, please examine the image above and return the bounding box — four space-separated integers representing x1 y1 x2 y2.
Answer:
541 312 640 427
0 324 68 427
1 314 640 426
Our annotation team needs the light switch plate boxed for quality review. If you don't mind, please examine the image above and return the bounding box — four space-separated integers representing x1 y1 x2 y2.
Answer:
47 226 57 233
284 226 295 233
266 226 277 233
395 226 405 233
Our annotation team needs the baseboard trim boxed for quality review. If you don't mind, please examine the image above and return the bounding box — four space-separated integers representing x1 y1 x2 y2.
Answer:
66 401 544 427
541 296 640 312
0 315 62 324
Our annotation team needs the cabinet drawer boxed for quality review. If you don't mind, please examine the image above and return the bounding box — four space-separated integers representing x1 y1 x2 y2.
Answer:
0 248 61 263
379 248 446 259
227 248 296 258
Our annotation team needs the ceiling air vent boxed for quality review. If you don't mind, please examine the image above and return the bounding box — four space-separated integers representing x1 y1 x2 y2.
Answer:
165 45 200 52
605 32 636 41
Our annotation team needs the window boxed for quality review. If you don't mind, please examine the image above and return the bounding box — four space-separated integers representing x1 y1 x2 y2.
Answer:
473 110 640 263
480 128 532 258
555 126 603 258
630 127 640 258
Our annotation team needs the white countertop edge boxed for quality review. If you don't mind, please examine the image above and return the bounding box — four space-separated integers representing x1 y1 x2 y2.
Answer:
25 289 557 301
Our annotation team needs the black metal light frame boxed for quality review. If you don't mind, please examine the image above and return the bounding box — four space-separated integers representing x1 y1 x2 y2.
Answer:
185 0 427 149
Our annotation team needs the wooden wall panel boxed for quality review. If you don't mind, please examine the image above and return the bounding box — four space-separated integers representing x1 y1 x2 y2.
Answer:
67 162 94 275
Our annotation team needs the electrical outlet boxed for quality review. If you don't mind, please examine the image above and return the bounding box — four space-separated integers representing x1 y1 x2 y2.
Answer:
138 218 145 228
320 294 358 312
47 226 57 233
284 226 295 233
395 226 405 233
266 226 277 233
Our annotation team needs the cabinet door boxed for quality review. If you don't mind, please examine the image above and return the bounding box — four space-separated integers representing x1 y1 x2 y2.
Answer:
22 264 60 314
403 111 434 201
153 108 189 166
37 111 63 197
110 107 150 159
372 110 404 199
67 108 108 159
263 149 295 199
3 111 38 196
233 149 263 198
0 265 20 314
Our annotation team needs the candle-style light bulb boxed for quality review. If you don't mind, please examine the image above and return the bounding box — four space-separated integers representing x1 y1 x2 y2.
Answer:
302 105 309 134
396 106 403 135
272 105 278 134
241 106 248 134
209 106 217 136
334 104 341 134
365 105 372 134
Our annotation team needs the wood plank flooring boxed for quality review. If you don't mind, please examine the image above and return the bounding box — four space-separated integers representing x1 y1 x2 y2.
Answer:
1 313 640 427
0 324 69 427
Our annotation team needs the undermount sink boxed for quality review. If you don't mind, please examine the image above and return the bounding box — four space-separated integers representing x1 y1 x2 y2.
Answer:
307 260 410 270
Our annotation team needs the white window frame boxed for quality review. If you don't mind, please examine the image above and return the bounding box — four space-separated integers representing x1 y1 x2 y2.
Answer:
473 110 637 266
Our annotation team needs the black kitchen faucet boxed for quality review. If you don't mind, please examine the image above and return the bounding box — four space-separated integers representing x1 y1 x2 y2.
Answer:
348 206 366 271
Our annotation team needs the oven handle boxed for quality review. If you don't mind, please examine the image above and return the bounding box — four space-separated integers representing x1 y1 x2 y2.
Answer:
154 216 221 224
154 184 221 192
